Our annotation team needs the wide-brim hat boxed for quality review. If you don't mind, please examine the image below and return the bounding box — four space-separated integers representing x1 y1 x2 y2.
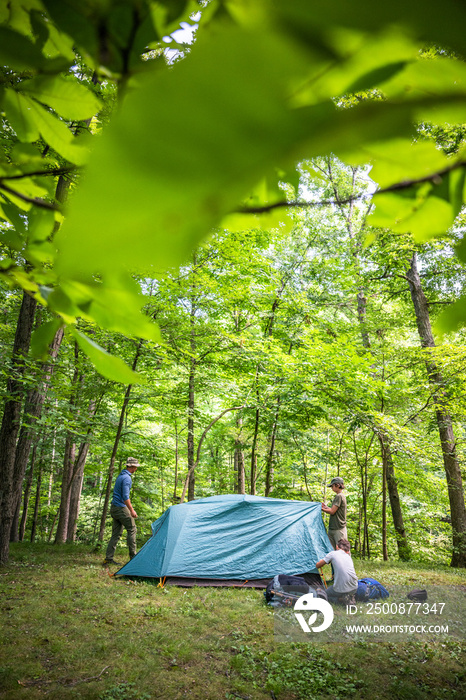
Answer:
328 476 344 487
126 457 140 468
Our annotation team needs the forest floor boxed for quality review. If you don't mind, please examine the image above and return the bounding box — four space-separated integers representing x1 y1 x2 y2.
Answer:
0 543 465 700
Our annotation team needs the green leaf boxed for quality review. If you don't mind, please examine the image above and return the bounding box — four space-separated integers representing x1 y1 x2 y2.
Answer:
18 76 102 121
55 24 417 281
25 241 56 265
55 25 306 279
436 296 466 337
370 185 455 240
41 0 98 63
346 61 409 94
275 0 466 58
30 317 63 360
383 57 466 101
2 89 40 142
28 208 56 243
61 278 162 342
20 95 89 165
47 277 161 342
345 138 450 188
69 328 145 384
0 26 46 71
1 202 27 234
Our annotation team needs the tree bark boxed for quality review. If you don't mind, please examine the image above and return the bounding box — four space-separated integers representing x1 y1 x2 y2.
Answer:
378 433 410 560
98 341 143 540
0 292 37 564
264 395 280 497
354 245 410 560
54 434 76 543
66 440 90 542
54 341 82 544
187 357 196 501
187 268 197 501
234 416 245 495
30 442 46 543
407 253 466 567
18 440 38 541
10 327 64 541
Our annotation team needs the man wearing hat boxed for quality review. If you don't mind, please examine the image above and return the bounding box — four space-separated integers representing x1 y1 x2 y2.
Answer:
103 457 140 565
322 476 347 549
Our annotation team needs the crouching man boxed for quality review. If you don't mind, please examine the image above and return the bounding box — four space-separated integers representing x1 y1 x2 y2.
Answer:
315 538 358 605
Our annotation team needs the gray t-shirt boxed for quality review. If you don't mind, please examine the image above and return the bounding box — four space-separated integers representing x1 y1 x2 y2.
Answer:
323 549 358 593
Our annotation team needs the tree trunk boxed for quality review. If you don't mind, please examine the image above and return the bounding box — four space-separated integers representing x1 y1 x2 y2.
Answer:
250 393 260 495
66 399 98 542
265 396 280 497
98 341 143 540
378 433 410 560
66 441 90 542
407 253 466 567
356 272 410 560
186 267 197 502
18 440 38 541
54 434 76 543
234 416 245 494
30 445 45 543
187 358 196 501
54 341 82 544
173 419 179 500
10 327 64 541
0 292 37 565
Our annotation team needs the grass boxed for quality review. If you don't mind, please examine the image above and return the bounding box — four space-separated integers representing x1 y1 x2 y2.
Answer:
0 543 465 699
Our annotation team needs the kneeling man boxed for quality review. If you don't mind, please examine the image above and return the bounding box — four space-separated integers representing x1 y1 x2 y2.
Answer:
315 538 358 605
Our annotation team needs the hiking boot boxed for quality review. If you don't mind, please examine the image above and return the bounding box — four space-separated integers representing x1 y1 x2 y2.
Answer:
339 592 356 606
102 558 121 566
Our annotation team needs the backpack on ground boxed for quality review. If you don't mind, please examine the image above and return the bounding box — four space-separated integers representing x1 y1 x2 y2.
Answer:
356 577 389 601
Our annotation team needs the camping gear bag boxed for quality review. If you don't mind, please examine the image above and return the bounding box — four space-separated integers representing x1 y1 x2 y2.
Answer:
407 588 427 601
356 577 389 601
265 574 328 607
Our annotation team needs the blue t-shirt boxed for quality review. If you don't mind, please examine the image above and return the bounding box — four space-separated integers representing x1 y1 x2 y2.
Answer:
112 469 133 507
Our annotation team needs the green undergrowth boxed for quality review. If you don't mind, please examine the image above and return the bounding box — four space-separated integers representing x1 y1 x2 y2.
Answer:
0 543 465 699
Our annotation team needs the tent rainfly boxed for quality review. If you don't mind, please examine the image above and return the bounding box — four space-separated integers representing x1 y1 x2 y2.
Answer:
116 494 332 587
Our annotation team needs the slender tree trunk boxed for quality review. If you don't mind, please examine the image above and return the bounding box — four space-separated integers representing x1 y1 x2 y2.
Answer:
378 433 410 560
265 396 280 497
357 291 371 349
187 357 196 501
18 441 38 541
250 398 260 495
407 253 466 567
187 267 197 501
10 327 64 541
98 341 143 540
54 342 82 544
234 416 245 494
356 270 410 559
173 419 179 500
382 441 388 561
66 398 98 542
66 441 90 542
0 292 37 565
30 445 45 543
54 435 76 543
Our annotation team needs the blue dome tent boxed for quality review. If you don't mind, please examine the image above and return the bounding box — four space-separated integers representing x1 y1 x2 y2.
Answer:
115 494 332 587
